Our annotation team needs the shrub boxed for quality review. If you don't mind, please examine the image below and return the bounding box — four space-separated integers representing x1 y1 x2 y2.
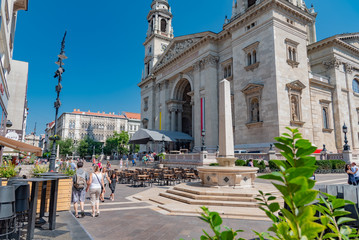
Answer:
32 165 49 175
0 164 17 178
209 163 219 166
235 159 246 166
61 167 76 176
330 159 346 170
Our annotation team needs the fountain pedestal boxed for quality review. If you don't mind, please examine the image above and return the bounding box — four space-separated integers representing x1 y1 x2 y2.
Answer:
198 165 258 188
198 79 258 188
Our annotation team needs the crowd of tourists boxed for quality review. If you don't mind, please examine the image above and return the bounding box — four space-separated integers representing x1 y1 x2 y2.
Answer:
71 160 118 218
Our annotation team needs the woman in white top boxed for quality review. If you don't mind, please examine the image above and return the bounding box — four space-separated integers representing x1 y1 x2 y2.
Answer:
86 165 104 217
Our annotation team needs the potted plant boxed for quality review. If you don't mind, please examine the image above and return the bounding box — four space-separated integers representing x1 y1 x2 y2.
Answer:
0 164 19 186
49 135 61 141
157 152 166 169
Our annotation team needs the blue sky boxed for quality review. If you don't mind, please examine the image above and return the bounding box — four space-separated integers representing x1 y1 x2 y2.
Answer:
12 0 359 135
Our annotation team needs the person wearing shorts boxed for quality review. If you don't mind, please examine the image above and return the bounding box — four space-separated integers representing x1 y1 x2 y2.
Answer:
72 162 88 218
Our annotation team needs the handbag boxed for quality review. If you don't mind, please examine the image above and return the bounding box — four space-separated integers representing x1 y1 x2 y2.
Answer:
94 173 104 193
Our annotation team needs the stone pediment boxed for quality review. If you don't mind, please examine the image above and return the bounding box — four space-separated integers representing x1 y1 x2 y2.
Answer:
241 83 264 95
338 33 359 48
154 33 214 71
286 80 306 91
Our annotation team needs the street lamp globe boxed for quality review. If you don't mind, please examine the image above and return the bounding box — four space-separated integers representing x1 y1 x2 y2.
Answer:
342 123 348 134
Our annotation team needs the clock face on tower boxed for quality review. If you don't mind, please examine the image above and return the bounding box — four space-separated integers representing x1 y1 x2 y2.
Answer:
161 43 168 52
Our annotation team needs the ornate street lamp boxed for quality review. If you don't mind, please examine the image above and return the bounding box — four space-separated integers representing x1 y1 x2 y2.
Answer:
343 123 350 151
161 135 165 153
201 129 206 151
49 32 67 172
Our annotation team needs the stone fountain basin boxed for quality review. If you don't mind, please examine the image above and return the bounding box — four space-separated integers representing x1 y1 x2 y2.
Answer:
198 166 259 188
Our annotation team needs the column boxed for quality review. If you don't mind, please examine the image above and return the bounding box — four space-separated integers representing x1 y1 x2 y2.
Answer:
171 109 176 131
177 110 182 132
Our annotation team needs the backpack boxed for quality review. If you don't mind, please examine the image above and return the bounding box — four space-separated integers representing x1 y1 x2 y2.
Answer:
74 171 86 190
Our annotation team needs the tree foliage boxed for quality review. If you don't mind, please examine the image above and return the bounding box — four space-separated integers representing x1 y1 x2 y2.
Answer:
57 138 74 156
103 131 130 155
77 136 102 158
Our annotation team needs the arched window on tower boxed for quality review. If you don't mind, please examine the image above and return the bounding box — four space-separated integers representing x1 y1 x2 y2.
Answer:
253 50 257 64
292 48 296 62
323 108 329 129
247 53 252 66
250 98 260 122
161 19 167 33
288 47 293 61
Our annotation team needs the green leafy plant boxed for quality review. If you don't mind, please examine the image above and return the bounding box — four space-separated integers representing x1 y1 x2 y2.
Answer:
235 160 246 166
193 206 245 240
61 167 76 176
32 165 49 175
0 164 17 178
188 128 359 240
209 163 219 166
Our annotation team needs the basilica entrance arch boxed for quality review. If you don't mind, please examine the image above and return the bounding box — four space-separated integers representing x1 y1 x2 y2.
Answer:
170 78 193 137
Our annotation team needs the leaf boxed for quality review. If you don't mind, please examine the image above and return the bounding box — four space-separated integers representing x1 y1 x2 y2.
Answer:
268 202 280 212
220 230 234 240
293 190 318 207
337 217 355 225
268 196 277 201
301 222 326 238
296 146 317 158
273 183 289 197
332 209 352 217
258 173 284 182
209 212 222 227
332 198 346 209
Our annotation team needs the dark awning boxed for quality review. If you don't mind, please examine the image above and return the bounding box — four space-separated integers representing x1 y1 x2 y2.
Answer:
129 129 193 144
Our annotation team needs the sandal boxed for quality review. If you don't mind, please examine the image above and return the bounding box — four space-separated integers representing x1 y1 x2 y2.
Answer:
75 214 79 218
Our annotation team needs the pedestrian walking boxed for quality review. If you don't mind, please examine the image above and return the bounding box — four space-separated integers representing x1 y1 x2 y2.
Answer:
119 159 123 170
346 164 357 185
86 165 104 217
132 158 136 167
72 162 88 218
100 167 110 202
109 171 118 201
125 158 129 169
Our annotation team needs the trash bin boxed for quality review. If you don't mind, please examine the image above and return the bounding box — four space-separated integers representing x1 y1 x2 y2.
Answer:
0 186 15 219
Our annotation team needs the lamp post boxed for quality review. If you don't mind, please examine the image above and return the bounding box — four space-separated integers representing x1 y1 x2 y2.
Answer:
161 135 165 153
201 129 206 152
343 123 350 151
49 32 67 172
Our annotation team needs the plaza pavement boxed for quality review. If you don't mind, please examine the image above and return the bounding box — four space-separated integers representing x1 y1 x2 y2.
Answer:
69 161 348 240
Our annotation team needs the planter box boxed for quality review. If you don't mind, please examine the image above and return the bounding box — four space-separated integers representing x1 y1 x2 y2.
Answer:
35 178 72 213
1 177 72 212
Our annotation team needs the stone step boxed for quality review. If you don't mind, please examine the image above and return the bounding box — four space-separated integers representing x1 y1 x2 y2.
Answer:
173 185 255 197
157 203 268 221
166 189 257 202
159 192 259 208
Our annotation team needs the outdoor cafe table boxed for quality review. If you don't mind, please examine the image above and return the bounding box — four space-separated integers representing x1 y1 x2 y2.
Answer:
35 173 69 231
14 178 52 240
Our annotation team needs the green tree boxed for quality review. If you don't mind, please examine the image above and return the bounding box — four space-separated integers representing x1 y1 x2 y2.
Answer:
57 138 74 156
103 131 130 156
77 138 89 158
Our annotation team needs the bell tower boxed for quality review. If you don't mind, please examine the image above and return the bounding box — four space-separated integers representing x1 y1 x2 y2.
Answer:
143 0 173 79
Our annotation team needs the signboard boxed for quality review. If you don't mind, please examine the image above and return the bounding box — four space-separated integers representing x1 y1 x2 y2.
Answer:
5 129 23 141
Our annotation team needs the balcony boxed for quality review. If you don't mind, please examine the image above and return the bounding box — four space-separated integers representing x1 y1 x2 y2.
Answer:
309 72 330 84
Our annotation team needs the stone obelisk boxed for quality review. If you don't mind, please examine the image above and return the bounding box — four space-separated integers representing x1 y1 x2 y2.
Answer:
217 79 236 167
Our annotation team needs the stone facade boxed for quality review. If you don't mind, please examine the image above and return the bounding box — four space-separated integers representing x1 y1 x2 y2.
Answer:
44 110 141 151
139 0 359 153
